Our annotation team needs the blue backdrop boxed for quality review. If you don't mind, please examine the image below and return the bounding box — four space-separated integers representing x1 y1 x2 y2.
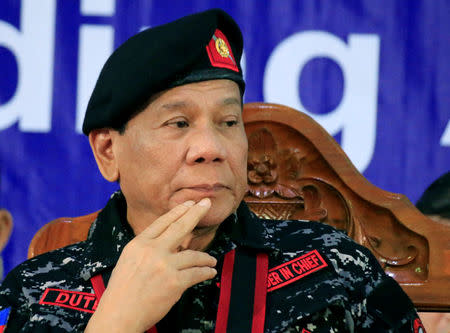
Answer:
0 0 449 275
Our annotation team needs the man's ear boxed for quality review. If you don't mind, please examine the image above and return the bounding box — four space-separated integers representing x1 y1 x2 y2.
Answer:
89 129 120 182
0 210 13 252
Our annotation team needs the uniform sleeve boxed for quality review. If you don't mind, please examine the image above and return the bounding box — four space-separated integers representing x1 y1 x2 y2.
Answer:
347 245 425 333
362 276 426 332
0 268 30 332
0 269 75 332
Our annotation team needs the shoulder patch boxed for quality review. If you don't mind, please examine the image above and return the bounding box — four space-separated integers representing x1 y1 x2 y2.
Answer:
39 288 98 313
0 307 11 332
267 250 328 292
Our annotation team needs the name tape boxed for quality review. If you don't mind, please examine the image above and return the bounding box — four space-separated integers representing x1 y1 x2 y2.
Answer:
267 249 328 292
39 288 98 313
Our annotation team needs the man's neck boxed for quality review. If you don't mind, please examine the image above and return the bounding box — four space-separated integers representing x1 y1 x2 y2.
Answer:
187 224 220 251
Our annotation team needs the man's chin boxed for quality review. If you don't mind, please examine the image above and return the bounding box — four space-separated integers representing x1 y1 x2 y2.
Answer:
196 207 235 228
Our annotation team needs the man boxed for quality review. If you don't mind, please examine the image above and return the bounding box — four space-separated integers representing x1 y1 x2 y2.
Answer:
0 9 423 332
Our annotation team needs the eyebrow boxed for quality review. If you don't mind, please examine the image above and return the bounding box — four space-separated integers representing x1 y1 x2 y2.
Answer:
219 97 242 108
221 97 241 107
160 101 188 110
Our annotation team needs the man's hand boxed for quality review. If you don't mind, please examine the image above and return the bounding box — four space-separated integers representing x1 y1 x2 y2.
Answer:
85 198 216 333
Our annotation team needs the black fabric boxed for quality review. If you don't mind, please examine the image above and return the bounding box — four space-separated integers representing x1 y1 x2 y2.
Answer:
82 8 244 135
227 248 257 332
168 68 244 93
366 277 416 329
231 203 275 253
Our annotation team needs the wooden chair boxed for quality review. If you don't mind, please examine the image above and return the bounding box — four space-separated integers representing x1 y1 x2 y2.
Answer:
28 102 450 311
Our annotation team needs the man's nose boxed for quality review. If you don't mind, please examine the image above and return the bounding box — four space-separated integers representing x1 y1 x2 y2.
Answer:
186 127 227 164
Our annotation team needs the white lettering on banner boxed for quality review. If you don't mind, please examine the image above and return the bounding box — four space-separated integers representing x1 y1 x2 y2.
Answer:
0 0 56 132
76 0 116 133
76 26 115 133
264 31 380 172
441 120 450 146
80 0 116 16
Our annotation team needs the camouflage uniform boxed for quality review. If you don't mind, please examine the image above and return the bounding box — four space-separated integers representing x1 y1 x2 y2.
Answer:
0 192 422 332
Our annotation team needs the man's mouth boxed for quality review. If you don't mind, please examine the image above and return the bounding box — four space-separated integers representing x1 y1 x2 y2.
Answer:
182 183 229 193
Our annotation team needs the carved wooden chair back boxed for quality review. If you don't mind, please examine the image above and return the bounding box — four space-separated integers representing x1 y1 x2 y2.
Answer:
28 102 450 311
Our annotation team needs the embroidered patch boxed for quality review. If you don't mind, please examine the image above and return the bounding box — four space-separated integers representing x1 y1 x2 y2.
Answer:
413 317 426 333
205 29 239 72
39 288 98 313
301 329 311 333
0 307 11 333
267 250 328 292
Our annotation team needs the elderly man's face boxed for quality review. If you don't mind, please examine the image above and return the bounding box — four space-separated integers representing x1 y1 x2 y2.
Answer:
111 79 248 230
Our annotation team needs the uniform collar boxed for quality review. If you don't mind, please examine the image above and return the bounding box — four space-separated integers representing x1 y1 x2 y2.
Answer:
79 191 276 280
231 201 277 253
79 191 134 280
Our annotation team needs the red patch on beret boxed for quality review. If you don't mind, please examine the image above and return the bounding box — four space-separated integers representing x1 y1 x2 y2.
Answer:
206 29 239 72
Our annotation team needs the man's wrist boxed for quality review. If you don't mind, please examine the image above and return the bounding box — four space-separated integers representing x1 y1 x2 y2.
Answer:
85 307 143 333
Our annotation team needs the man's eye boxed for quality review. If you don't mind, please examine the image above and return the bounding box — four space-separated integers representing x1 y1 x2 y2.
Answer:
167 120 189 128
175 121 189 128
225 120 238 127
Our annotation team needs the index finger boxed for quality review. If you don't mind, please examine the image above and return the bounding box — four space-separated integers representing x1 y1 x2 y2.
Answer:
137 200 195 240
159 198 211 249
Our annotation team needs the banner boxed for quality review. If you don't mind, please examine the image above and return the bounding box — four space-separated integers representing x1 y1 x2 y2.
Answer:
0 0 449 274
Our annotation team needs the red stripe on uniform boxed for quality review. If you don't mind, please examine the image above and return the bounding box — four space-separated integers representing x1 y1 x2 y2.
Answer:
214 249 236 333
251 253 268 333
147 326 159 333
90 274 106 300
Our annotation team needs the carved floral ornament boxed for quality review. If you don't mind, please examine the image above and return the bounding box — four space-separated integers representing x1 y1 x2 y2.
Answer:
246 128 306 199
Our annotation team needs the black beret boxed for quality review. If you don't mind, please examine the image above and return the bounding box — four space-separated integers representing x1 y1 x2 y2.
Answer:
82 8 245 135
